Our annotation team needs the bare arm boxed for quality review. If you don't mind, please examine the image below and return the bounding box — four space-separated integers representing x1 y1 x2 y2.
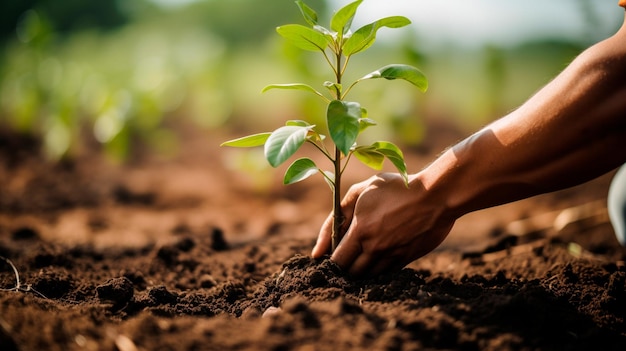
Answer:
434 13 626 218
313 13 626 277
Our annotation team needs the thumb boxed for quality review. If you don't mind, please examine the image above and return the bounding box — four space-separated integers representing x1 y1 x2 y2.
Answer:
311 179 368 258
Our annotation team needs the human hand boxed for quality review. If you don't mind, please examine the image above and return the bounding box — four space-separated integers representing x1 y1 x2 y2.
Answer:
312 173 455 277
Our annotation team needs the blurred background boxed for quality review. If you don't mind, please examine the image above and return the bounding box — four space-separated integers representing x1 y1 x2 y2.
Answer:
0 0 622 161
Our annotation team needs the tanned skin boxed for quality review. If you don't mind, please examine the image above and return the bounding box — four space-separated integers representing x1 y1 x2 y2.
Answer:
313 11 626 277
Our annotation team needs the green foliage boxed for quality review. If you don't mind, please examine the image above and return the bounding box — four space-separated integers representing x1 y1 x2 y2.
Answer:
264 125 312 167
221 0 428 251
283 157 318 185
223 0 427 184
327 100 361 157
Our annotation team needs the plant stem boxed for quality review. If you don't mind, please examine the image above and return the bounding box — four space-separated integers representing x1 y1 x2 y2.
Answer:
332 146 344 252
331 49 345 253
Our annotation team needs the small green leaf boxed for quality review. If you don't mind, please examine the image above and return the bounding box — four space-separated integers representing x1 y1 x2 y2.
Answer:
307 130 326 142
358 117 377 132
313 25 333 37
264 126 311 167
285 121 322 141
284 157 319 185
360 106 368 118
277 24 329 52
322 170 335 190
221 133 271 147
360 64 428 92
323 81 342 96
343 16 411 56
295 0 318 27
373 141 408 184
353 146 385 170
286 120 311 127
330 0 363 36
327 100 361 156
262 83 324 97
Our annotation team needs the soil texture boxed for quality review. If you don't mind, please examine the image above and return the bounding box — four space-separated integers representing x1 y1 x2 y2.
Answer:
1 125 625 351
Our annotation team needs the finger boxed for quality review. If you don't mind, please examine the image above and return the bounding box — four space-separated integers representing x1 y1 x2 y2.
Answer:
330 229 362 271
336 182 367 234
341 180 368 210
311 213 333 258
345 252 373 277
313 181 368 258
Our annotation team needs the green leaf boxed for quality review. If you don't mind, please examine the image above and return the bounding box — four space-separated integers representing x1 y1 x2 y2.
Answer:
277 24 329 52
313 25 333 37
360 106 368 118
220 133 271 147
295 0 318 27
360 64 428 92
373 141 408 184
322 170 335 190
327 100 361 156
311 135 326 143
262 83 325 98
330 0 363 36
307 130 326 142
353 146 384 170
286 120 311 127
283 158 319 185
323 81 342 96
284 120 324 142
264 126 311 167
343 16 411 56
358 118 377 132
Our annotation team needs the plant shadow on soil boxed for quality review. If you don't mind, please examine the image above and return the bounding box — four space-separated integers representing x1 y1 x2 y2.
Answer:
0 126 625 351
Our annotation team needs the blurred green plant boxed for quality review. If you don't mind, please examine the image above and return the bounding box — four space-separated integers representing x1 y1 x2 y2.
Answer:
0 1 307 161
0 0 594 163
222 0 428 252
0 6 226 160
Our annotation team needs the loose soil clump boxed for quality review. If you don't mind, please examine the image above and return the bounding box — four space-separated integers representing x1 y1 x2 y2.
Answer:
1 128 625 350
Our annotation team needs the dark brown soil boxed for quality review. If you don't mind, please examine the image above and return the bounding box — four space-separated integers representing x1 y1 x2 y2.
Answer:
1 125 625 351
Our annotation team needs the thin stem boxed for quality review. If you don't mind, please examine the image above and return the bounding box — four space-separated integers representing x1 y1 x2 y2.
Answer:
0 255 48 299
342 80 360 100
340 55 352 77
322 50 338 78
331 48 345 253
314 131 332 156
332 146 344 252
340 151 353 176
0 256 20 291
318 169 335 188
315 92 332 104
334 53 343 99
307 139 333 162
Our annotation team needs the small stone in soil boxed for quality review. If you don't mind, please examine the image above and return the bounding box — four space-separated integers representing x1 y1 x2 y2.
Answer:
262 306 282 318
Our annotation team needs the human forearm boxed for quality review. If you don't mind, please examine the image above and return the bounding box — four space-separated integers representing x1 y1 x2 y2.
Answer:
313 13 626 278
415 21 626 218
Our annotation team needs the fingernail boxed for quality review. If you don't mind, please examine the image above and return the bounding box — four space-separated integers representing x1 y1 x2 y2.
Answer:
311 244 319 258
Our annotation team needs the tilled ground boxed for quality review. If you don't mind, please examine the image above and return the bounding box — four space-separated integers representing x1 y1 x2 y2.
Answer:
1 128 625 351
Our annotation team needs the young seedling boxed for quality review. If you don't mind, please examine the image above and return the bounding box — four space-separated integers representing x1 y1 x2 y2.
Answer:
222 0 428 253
